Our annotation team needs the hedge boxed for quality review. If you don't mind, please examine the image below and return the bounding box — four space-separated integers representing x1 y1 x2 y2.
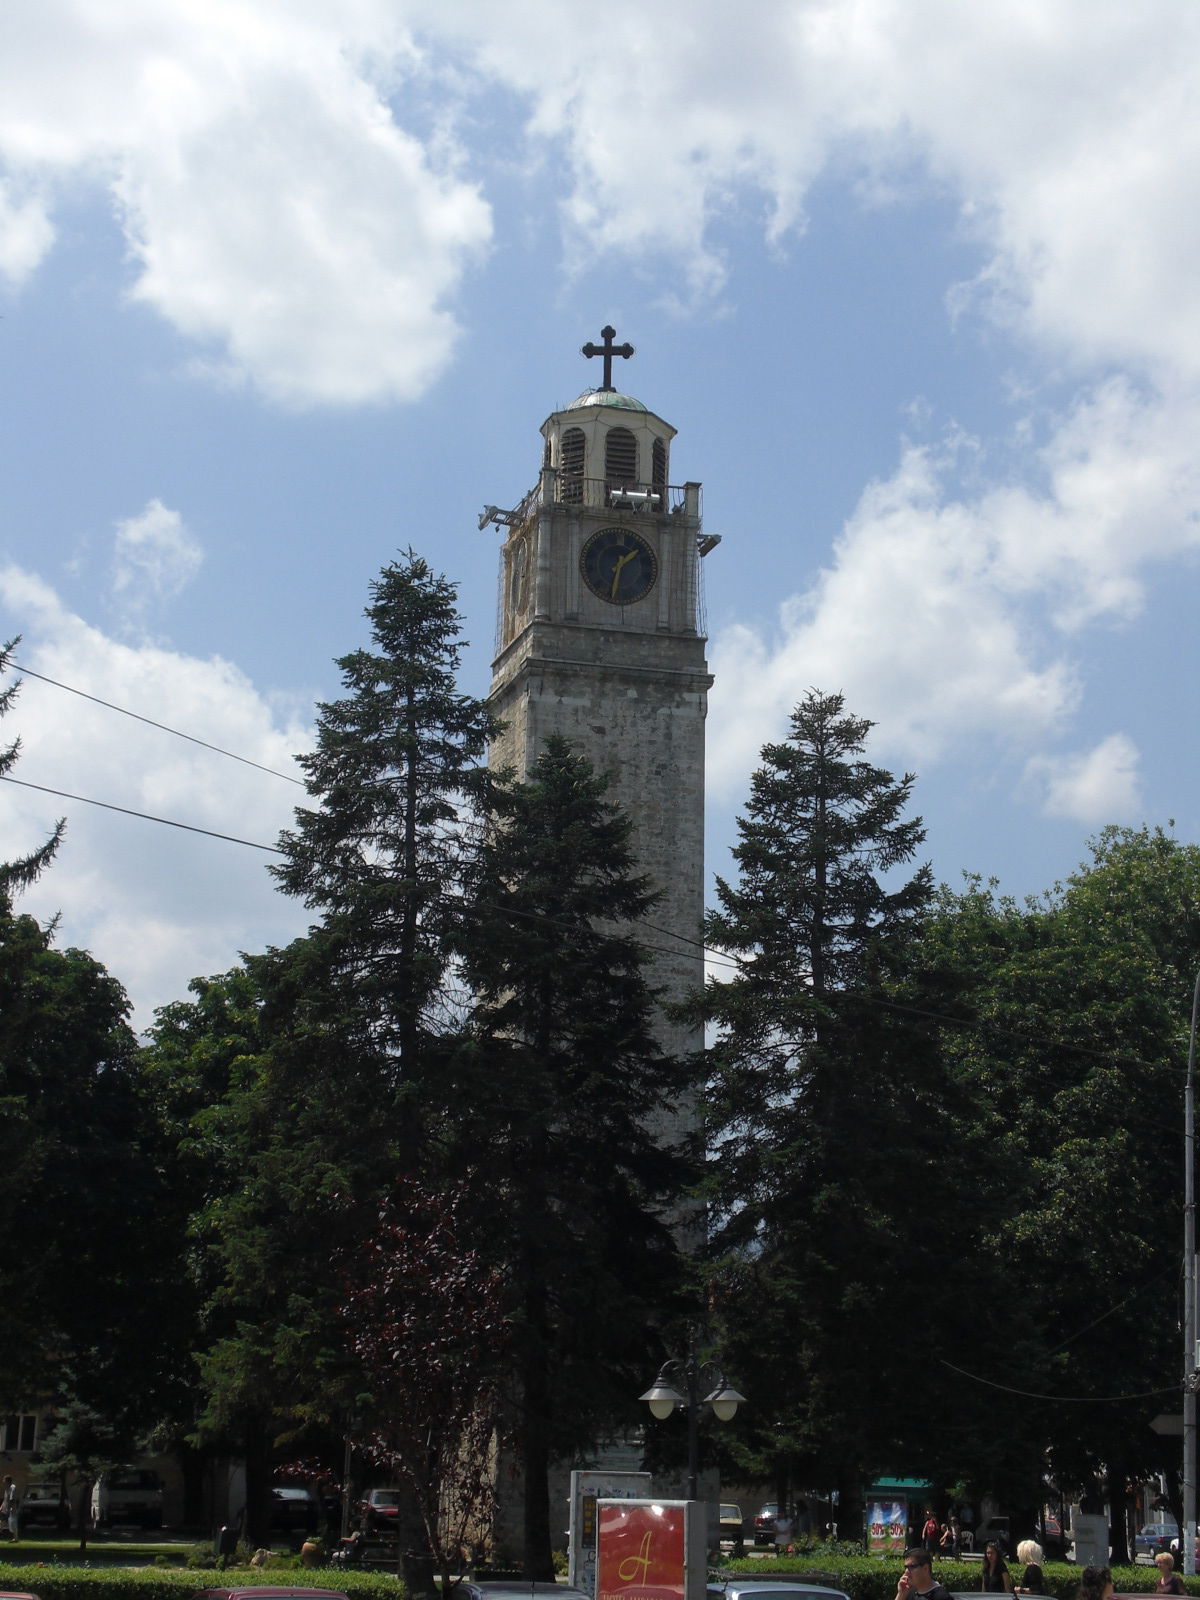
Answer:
718 1556 1200 1600
0 1563 405 1600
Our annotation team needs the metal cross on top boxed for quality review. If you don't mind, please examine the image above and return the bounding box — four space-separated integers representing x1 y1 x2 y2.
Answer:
581 325 635 391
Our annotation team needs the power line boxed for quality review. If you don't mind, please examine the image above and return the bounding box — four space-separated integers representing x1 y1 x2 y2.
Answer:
4 655 306 787
938 1356 1176 1405
0 775 285 855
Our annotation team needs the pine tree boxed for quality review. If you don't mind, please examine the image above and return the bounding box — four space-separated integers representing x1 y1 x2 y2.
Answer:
273 551 496 1129
703 690 950 1505
0 637 65 894
458 737 695 1579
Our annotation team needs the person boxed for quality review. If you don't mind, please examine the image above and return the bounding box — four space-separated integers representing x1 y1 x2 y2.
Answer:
1015 1539 1044 1593
1 1477 17 1541
896 1546 956 1600
982 1540 1013 1593
1077 1567 1113 1600
774 1508 794 1553
941 1519 962 1559
924 1511 941 1558
1155 1553 1185 1596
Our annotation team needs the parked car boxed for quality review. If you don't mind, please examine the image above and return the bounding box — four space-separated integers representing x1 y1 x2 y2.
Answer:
194 1590 351 1600
358 1487 401 1533
456 1586 589 1600
1137 1520 1179 1556
720 1503 745 1543
754 1503 788 1546
270 1485 320 1533
91 1469 163 1529
710 1581 850 1600
19 1483 68 1531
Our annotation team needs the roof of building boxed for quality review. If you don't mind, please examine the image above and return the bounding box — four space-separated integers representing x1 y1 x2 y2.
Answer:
566 388 649 413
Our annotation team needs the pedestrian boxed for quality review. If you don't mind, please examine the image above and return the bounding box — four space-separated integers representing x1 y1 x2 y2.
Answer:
896 1546 956 1600
1015 1539 1044 1593
982 1541 1013 1593
1155 1554 1185 1596
941 1520 961 1559
1077 1567 1113 1600
1 1477 17 1541
923 1511 941 1559
774 1508 794 1554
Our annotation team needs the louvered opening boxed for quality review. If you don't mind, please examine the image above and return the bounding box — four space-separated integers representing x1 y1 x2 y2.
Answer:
560 428 585 503
605 426 638 502
652 437 667 497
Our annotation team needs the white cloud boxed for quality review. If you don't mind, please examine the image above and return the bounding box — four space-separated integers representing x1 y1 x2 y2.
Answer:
0 1 491 406
1026 733 1142 823
111 498 203 615
0 564 314 1029
2 3 1197 397
0 179 54 284
707 379 1200 794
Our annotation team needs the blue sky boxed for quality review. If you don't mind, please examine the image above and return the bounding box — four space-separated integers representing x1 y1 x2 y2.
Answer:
2 0 1199 1027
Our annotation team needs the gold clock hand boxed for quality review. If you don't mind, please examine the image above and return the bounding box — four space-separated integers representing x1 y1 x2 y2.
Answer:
610 547 637 599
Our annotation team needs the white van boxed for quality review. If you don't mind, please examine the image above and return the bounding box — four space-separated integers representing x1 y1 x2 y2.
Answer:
90 1469 164 1528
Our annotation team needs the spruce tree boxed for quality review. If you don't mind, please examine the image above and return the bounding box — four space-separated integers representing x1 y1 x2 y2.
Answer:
274 551 496 1124
458 736 695 1579
703 690 951 1506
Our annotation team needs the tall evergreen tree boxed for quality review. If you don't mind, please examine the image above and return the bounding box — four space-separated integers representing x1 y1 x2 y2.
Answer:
0 637 65 893
274 550 496 1114
703 690 961 1505
458 736 696 1579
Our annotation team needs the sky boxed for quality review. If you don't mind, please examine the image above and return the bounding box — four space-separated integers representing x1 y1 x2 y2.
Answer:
2 0 1199 1031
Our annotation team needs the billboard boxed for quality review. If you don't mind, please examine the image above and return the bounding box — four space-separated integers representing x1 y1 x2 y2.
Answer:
596 1499 703 1600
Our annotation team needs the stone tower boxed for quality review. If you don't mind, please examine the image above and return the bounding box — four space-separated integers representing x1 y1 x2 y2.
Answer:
484 329 718 1113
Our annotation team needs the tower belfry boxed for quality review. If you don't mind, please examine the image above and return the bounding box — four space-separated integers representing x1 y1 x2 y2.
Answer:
484 330 718 1116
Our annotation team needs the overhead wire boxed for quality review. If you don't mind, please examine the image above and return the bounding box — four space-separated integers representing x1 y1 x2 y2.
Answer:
1 658 1192 1077
3 655 306 786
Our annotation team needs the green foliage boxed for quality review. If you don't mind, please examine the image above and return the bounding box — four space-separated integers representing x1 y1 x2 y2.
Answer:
0 1567 404 1600
916 827 1200 1507
457 735 697 1573
702 690 950 1496
0 636 65 894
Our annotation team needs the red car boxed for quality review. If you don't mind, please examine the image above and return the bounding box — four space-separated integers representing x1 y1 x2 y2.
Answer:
358 1488 400 1532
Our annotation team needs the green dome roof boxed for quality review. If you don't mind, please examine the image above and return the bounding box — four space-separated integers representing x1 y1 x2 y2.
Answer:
566 389 648 413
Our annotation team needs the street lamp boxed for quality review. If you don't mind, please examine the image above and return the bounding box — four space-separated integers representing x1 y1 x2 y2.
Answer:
639 1344 746 1499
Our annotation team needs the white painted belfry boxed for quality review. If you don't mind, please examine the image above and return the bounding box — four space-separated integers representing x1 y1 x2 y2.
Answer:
486 341 717 1145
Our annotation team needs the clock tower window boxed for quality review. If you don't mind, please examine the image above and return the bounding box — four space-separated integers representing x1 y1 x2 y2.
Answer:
560 427 585 504
604 425 638 503
652 436 667 500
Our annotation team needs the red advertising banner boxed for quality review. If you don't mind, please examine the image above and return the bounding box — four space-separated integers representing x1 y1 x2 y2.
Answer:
596 1501 687 1600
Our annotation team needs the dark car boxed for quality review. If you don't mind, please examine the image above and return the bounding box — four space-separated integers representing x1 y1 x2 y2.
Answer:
270 1486 320 1533
19 1484 68 1530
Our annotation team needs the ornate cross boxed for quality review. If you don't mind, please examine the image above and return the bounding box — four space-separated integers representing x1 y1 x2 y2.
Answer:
581 325 635 391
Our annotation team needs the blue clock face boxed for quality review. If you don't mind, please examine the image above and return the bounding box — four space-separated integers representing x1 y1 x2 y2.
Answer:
580 526 658 605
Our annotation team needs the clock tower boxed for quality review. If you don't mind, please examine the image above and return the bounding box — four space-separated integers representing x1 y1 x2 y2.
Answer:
484 329 718 1122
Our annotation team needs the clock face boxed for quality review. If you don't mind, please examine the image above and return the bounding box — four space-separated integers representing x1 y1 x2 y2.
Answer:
580 526 658 605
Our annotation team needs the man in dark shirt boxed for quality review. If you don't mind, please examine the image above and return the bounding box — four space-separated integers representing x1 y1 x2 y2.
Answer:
895 1546 954 1600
